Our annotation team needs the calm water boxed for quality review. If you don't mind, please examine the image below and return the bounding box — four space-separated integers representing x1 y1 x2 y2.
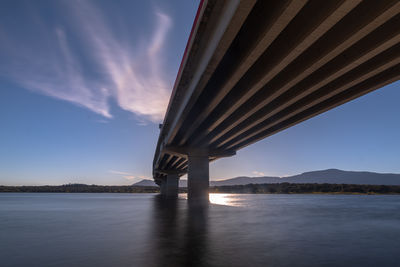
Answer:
1 193 400 267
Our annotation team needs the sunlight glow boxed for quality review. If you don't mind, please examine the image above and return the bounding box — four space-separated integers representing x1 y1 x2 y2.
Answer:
209 194 242 206
179 193 244 206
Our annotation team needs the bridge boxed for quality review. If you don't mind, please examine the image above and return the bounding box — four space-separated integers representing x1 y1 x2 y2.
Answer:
153 0 400 202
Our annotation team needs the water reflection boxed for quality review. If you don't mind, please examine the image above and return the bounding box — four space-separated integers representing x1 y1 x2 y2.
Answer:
2 194 400 266
179 193 244 207
209 193 243 206
150 195 210 267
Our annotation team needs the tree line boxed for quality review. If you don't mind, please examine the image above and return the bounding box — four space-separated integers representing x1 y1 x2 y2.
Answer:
209 183 400 194
0 184 159 193
1 183 400 194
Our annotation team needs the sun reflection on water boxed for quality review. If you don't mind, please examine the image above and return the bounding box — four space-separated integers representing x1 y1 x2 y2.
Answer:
178 193 243 206
209 194 242 206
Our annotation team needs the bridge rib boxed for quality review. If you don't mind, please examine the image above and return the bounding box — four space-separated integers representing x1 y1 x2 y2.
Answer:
170 157 186 170
163 0 256 146
175 0 308 146
229 64 400 151
154 0 255 171
212 17 400 148
186 0 370 147
194 1 400 148
222 56 400 150
189 0 400 148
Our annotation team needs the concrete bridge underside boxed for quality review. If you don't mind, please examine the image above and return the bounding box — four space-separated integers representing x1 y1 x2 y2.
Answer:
153 0 400 202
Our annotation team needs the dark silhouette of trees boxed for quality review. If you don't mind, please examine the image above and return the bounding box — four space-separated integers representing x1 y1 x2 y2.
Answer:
1 183 400 194
209 183 400 194
0 184 159 193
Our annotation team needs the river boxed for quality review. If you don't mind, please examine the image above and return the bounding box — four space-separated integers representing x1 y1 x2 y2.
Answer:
1 193 399 266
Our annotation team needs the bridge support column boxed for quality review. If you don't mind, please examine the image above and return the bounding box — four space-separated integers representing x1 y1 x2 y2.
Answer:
165 174 179 198
160 174 179 198
188 153 209 203
160 180 167 195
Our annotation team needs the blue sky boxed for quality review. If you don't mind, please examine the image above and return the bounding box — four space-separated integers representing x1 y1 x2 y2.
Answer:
0 0 399 186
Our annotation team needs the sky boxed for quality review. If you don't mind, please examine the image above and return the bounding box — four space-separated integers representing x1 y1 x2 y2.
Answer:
0 0 399 186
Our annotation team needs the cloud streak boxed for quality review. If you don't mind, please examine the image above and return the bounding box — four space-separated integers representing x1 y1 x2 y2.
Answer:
108 170 150 182
252 171 266 177
0 1 172 123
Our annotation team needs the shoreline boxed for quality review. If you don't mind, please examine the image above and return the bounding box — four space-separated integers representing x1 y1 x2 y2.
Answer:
1 182 400 195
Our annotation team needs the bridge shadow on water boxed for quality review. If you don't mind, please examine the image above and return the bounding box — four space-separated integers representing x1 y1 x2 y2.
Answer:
150 195 211 267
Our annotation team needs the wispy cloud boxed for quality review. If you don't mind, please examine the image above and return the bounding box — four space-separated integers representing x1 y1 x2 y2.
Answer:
108 170 132 176
252 171 266 177
0 1 172 123
108 170 150 182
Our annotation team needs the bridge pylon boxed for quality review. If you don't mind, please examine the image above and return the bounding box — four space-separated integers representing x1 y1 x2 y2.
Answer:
156 147 236 202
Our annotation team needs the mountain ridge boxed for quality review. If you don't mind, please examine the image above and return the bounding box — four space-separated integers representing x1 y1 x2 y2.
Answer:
133 169 400 187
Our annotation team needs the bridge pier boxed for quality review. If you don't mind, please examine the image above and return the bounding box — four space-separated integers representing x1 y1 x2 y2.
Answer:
166 174 179 197
160 180 167 195
157 147 234 203
160 174 179 198
188 153 209 203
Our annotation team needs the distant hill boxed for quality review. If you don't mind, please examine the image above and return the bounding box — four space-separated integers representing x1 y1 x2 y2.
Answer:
134 179 188 187
281 169 400 185
133 169 400 187
210 176 280 186
133 180 159 187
